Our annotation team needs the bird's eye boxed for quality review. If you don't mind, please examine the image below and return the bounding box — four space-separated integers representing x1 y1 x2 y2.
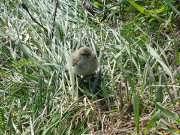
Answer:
81 53 89 57
80 52 90 55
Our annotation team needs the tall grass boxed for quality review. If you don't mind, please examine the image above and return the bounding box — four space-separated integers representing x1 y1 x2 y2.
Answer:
0 0 179 134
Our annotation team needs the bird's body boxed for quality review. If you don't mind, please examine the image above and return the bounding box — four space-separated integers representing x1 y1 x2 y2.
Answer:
71 47 98 76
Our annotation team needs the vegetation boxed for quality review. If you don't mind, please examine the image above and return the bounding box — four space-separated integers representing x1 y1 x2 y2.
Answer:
0 0 179 134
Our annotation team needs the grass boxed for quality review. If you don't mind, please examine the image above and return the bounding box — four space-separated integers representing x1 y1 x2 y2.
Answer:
0 0 180 134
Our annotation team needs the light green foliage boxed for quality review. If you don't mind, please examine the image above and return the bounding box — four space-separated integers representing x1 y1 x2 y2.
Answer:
0 0 179 134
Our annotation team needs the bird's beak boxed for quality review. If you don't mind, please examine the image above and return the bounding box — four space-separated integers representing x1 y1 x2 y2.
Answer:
91 53 96 58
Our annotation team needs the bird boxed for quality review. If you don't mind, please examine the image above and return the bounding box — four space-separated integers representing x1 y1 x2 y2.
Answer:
71 47 98 76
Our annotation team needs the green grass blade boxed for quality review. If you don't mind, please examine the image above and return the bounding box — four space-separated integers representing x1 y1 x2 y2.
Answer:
143 110 161 134
128 0 147 14
156 75 163 102
72 109 91 135
145 43 173 78
164 0 180 16
164 82 176 107
155 102 178 118
133 93 139 134
30 118 34 135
